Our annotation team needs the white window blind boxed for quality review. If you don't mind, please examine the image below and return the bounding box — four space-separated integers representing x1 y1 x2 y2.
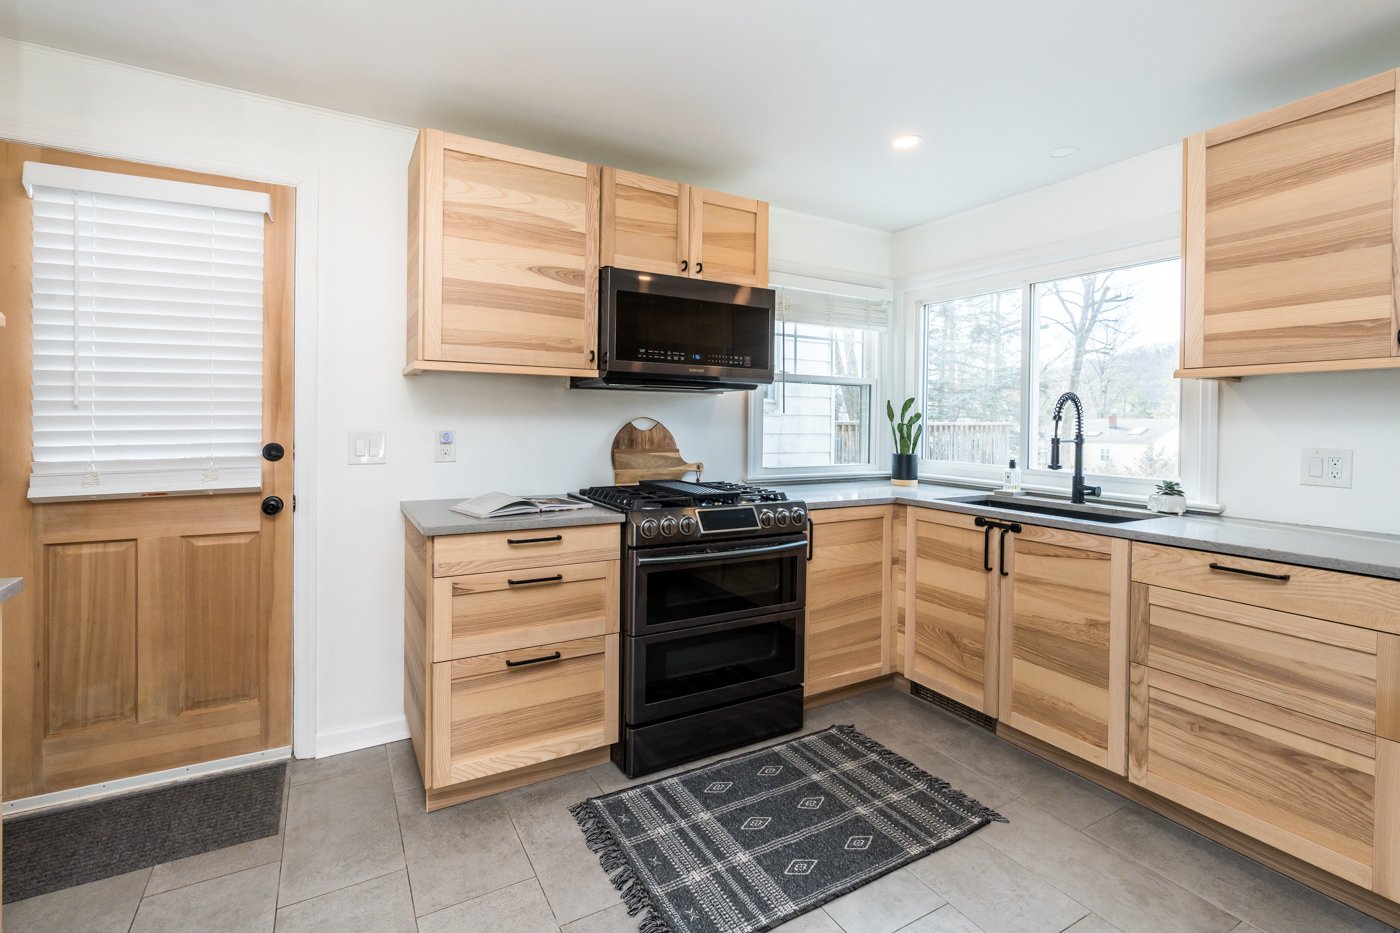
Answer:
776 286 891 332
26 165 268 502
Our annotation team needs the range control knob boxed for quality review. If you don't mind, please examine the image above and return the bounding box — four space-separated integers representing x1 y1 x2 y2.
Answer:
678 515 697 535
775 509 791 526
639 518 659 539
759 510 776 528
660 517 679 536
791 507 807 525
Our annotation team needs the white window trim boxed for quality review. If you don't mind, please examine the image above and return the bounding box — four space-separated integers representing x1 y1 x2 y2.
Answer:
905 238 1221 510
747 268 895 482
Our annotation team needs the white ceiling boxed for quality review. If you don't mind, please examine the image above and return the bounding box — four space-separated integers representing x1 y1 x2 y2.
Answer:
5 0 1400 231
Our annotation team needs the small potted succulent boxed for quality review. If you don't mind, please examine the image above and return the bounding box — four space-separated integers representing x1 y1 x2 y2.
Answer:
1148 480 1187 515
887 397 922 487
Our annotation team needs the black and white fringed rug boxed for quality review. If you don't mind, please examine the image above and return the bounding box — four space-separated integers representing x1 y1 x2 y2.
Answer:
571 725 1005 933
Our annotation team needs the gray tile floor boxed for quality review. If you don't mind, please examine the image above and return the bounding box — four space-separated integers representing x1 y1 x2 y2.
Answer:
6 687 1394 933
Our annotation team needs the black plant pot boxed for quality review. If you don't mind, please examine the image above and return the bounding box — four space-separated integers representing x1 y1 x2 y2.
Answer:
891 453 918 487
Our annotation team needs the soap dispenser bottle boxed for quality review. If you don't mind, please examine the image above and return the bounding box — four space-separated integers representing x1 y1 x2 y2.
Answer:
1002 458 1021 493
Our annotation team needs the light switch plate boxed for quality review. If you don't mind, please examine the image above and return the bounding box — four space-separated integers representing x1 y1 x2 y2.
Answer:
348 431 386 465
1300 447 1351 488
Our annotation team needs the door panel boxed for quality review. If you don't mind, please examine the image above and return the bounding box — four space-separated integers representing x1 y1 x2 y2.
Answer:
600 169 684 276
0 143 294 799
688 188 768 287
45 541 138 734
805 507 891 697
906 511 997 715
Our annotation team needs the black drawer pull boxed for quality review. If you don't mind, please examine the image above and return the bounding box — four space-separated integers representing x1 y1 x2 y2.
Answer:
505 651 562 668
507 574 564 587
1208 562 1291 582
505 535 563 545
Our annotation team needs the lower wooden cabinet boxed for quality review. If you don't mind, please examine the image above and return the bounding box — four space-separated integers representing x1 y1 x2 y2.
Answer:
430 634 618 788
999 525 1129 774
905 510 999 716
405 520 621 810
804 507 892 697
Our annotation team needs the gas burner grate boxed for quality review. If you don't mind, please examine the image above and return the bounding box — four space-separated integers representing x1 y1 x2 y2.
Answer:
577 480 789 512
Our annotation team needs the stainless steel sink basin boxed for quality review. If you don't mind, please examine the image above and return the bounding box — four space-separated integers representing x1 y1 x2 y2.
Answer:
946 495 1159 524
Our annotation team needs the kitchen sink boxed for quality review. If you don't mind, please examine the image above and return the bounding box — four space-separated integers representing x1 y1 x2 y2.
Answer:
945 495 1160 524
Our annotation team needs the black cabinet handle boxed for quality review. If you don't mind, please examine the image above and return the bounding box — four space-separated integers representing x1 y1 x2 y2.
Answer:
506 535 563 546
999 527 1013 577
507 574 564 587
974 516 993 572
505 651 562 668
680 259 689 272
696 261 703 274
807 517 814 562
1208 562 1291 582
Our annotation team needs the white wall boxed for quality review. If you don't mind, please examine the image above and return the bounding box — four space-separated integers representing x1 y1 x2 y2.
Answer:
893 145 1400 536
0 40 892 755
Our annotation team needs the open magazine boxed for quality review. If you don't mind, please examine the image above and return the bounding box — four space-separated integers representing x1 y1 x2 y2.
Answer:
448 492 591 519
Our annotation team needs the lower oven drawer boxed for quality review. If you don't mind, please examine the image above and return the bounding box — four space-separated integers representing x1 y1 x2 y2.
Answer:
429 634 619 788
432 561 619 660
1134 665 1376 888
627 612 803 725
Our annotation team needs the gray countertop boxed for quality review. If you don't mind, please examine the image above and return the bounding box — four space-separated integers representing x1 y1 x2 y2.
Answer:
770 480 1400 582
402 498 624 537
0 577 22 604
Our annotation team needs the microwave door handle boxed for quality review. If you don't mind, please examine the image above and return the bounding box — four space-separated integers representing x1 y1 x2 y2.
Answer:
635 539 809 565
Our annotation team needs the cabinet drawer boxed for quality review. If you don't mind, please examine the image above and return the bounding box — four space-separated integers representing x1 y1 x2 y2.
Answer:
1136 666 1376 888
1141 586 1379 732
430 634 618 788
1131 543 1400 633
432 561 618 661
432 524 620 576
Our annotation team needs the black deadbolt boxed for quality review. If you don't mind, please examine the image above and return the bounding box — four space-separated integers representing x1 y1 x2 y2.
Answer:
261 496 285 516
262 442 285 462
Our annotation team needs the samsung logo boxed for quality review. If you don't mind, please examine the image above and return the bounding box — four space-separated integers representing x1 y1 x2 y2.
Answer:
688 367 705 373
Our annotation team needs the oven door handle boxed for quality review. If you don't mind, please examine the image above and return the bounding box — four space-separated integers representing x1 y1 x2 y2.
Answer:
635 539 810 565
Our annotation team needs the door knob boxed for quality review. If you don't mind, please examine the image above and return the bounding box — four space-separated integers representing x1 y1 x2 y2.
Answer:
262 442 285 462
261 495 285 516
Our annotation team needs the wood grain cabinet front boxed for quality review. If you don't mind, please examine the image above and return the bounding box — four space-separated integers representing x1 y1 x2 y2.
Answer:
804 507 892 698
1128 541 1400 895
600 168 769 287
404 520 622 810
1180 68 1400 378
407 130 601 377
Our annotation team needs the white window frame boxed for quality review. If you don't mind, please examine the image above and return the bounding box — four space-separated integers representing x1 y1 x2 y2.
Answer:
746 269 894 481
907 239 1220 509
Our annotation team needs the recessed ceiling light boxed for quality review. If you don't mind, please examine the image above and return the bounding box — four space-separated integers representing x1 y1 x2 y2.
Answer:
891 134 922 151
1048 146 1079 158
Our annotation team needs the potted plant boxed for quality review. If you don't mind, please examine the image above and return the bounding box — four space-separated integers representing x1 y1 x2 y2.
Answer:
1148 480 1187 515
887 397 922 487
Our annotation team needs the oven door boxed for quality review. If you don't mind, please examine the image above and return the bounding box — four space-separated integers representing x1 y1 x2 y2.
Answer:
626 611 804 725
628 535 807 635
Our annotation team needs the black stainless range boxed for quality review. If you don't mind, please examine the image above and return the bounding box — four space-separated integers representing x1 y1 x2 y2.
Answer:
576 480 808 777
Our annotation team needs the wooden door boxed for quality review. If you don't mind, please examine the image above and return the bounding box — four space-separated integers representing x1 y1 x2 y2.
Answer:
0 143 294 799
600 169 685 277
998 525 1129 773
687 187 768 287
1183 69 1400 374
905 510 998 715
804 507 891 697
416 130 599 375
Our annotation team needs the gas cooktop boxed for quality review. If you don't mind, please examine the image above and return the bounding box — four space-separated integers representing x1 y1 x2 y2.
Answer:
577 480 789 512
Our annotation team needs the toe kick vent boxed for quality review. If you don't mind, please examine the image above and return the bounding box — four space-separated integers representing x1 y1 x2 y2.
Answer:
909 684 997 732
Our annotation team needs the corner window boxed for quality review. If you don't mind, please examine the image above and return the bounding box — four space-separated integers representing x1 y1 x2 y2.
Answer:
918 254 1217 503
748 284 889 478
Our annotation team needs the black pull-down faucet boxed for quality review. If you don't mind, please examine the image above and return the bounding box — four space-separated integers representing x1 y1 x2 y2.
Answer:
1048 391 1102 505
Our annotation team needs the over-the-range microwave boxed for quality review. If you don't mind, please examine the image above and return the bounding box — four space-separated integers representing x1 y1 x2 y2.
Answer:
570 267 776 393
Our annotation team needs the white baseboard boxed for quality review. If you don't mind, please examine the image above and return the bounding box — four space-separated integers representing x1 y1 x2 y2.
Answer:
4 746 292 817
313 715 409 759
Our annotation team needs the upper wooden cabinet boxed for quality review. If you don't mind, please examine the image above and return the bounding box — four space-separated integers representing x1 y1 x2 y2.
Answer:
407 130 601 377
599 168 769 287
1180 69 1400 378
804 506 892 698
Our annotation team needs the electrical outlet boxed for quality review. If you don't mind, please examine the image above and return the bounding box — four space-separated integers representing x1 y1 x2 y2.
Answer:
435 429 456 463
1299 447 1352 488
